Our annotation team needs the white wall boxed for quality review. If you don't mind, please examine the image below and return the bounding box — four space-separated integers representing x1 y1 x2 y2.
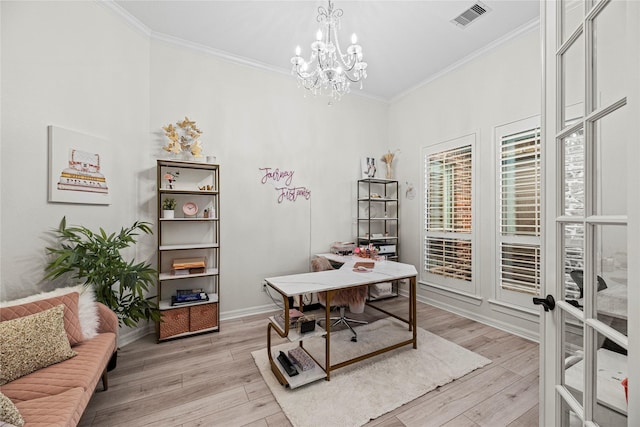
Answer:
1 1 151 301
0 1 388 343
389 27 542 339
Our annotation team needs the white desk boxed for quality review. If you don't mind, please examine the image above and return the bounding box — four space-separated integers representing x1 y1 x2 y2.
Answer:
265 259 417 387
596 283 627 320
565 348 628 416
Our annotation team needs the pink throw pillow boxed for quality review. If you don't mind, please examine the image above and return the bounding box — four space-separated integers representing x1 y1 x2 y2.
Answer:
0 292 84 345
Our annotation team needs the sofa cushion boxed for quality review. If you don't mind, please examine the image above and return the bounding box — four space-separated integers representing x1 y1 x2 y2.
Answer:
0 292 84 345
0 332 116 402
1 285 99 341
14 387 84 427
0 392 24 427
0 305 77 385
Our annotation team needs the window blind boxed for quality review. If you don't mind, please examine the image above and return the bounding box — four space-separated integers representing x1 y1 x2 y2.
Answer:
425 237 472 281
426 145 472 233
500 129 540 236
424 144 472 282
500 243 540 294
499 127 541 295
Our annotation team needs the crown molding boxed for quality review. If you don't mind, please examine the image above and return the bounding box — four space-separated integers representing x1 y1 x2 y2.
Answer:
99 0 152 37
391 17 540 104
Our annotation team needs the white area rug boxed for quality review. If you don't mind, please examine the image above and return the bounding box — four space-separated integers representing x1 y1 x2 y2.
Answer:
252 318 491 427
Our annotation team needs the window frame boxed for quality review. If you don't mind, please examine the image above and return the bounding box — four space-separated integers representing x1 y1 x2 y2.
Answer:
421 133 477 296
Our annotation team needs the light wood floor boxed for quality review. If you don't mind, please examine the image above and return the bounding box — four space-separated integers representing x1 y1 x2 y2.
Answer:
79 298 539 427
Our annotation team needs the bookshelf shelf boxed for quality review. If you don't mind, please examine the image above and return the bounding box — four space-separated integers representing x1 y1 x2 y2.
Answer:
158 293 219 310
159 243 220 251
159 217 218 222
158 268 219 281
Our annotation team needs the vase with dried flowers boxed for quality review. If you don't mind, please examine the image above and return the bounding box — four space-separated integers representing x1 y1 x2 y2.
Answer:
381 150 400 179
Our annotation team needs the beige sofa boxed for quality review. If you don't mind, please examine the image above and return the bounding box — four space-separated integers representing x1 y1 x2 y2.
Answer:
0 290 117 427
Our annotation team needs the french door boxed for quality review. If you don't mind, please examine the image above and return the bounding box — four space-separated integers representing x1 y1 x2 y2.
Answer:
541 0 639 426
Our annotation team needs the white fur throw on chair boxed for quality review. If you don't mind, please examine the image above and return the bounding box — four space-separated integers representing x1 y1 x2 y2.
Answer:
311 256 368 314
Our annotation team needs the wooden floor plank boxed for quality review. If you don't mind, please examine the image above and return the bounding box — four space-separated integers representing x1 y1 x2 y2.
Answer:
507 405 539 427
395 366 522 427
441 415 482 427
464 372 539 427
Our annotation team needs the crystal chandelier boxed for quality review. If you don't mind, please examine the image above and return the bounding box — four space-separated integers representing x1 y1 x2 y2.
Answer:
291 1 367 100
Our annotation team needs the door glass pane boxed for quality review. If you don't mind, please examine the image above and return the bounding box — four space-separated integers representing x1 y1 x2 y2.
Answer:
563 310 585 407
562 0 584 44
594 225 628 334
594 331 628 426
595 109 628 216
563 223 585 303
562 34 585 127
592 0 626 111
563 130 585 216
560 397 583 426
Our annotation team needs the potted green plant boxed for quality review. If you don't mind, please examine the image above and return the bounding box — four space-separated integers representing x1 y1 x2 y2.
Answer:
162 198 177 219
44 217 161 329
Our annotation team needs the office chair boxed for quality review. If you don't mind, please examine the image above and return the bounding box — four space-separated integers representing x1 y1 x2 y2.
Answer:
570 269 627 355
569 269 607 299
311 256 368 342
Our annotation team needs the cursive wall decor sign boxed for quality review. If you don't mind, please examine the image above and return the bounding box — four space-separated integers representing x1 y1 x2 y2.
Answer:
259 167 311 204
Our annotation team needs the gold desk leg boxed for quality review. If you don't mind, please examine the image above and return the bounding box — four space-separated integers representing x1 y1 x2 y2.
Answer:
411 276 417 349
266 289 291 387
267 322 288 386
325 289 334 381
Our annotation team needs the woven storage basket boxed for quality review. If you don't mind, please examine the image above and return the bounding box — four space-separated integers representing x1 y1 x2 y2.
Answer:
159 307 190 339
190 303 218 331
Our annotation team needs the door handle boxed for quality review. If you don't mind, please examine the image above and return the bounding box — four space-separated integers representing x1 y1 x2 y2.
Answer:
532 294 556 312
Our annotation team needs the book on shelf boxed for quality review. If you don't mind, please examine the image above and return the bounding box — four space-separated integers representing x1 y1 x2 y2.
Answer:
171 292 209 306
177 288 204 296
172 269 191 276
174 291 207 301
172 257 206 270
171 266 207 275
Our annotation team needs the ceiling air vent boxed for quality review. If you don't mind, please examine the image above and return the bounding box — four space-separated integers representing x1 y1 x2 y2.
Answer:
451 2 491 28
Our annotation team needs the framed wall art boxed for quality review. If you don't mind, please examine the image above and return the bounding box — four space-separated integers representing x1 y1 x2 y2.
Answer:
48 125 112 205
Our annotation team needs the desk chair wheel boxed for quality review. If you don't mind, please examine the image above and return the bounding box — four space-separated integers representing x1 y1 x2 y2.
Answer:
351 336 357 342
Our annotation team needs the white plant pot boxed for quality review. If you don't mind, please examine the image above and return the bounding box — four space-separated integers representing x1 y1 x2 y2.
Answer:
163 210 175 219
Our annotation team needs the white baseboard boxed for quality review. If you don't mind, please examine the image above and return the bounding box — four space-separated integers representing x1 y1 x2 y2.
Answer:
118 323 154 348
220 302 280 321
398 288 539 342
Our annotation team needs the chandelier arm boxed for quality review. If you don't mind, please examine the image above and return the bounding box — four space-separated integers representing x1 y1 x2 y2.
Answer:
342 71 364 83
330 22 361 75
294 65 320 80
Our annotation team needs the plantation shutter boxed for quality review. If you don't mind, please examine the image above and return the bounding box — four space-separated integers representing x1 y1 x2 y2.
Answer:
499 127 541 295
424 145 472 282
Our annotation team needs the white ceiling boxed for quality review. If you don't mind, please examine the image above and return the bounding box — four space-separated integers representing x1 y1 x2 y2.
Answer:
114 1 540 101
